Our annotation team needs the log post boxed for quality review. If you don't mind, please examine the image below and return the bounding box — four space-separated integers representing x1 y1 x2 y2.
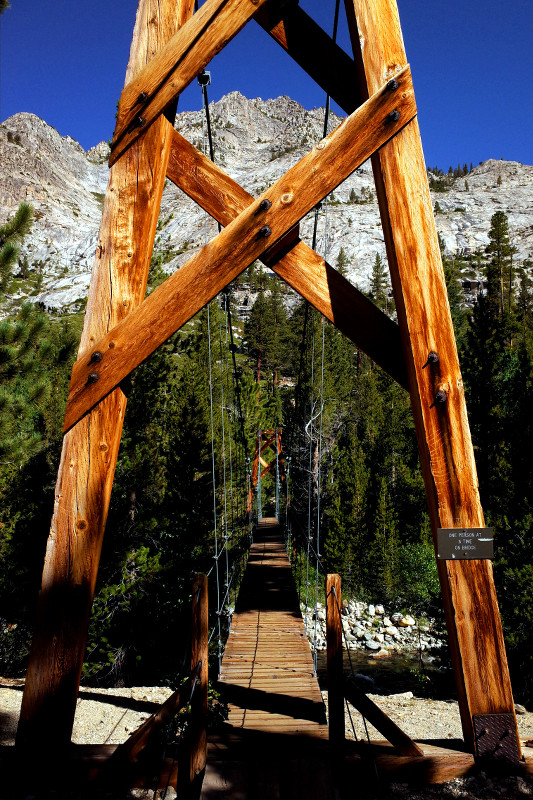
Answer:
16 0 195 756
343 0 520 754
190 573 208 787
326 574 344 750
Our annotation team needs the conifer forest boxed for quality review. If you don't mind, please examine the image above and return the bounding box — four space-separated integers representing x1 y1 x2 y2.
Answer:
2 200 533 707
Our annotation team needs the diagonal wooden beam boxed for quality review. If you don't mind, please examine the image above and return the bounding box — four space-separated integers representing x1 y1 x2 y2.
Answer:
344 676 423 757
110 0 270 166
64 67 415 432
255 2 361 114
165 126 407 388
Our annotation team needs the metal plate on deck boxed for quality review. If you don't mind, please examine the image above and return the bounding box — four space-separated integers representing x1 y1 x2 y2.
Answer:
437 528 493 560
473 713 521 764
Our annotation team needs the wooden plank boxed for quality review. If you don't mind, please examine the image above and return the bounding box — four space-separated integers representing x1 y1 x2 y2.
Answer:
255 2 361 114
166 127 407 388
65 70 415 431
110 0 270 166
326 575 344 749
190 573 208 785
343 0 520 755
16 0 194 755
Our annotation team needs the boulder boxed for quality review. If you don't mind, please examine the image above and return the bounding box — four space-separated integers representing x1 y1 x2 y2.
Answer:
398 615 415 627
372 648 391 658
365 640 380 651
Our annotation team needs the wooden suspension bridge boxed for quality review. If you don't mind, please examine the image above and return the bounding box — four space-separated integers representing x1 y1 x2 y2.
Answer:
5 0 533 794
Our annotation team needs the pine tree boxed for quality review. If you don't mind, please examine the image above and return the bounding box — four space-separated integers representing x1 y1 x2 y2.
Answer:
0 203 33 294
336 247 350 276
485 211 516 316
369 252 390 313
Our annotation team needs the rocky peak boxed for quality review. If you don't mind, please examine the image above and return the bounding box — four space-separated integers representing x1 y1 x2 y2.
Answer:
0 99 532 314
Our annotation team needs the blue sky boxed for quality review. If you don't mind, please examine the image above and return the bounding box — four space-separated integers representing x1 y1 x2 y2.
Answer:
1 0 532 168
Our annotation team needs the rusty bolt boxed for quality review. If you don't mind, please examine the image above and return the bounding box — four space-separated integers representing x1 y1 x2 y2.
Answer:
258 225 272 238
258 199 272 212
136 92 149 104
89 351 103 364
386 78 399 91
87 372 99 384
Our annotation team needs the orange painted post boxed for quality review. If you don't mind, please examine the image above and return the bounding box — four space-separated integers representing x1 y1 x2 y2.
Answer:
326 574 344 750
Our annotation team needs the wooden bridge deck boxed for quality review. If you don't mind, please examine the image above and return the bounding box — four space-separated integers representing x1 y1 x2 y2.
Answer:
201 517 335 798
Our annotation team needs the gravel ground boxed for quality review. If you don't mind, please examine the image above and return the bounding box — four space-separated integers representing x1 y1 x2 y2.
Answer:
0 679 173 746
2 679 533 798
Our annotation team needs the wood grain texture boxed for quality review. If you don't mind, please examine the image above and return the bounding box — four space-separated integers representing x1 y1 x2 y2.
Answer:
190 573 208 783
255 2 361 114
202 518 335 798
165 128 407 387
17 0 193 754
65 70 415 430
326 575 344 749
343 0 519 754
110 0 269 166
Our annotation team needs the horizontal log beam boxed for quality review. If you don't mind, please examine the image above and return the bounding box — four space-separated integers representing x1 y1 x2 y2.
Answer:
65 68 414 431
166 127 407 388
255 2 361 114
110 0 270 166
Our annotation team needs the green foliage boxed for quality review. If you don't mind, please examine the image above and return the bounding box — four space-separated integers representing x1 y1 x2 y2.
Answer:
3 203 533 704
0 203 33 294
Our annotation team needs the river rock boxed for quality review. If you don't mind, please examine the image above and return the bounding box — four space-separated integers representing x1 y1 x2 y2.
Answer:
375 604 385 615
515 703 527 715
366 640 380 651
372 648 390 658
398 615 415 627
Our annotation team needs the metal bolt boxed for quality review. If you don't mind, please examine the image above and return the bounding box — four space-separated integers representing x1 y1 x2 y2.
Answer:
258 225 272 238
386 78 399 91
258 199 272 212
89 351 103 364
136 92 149 104
385 109 401 124
430 390 447 409
87 372 99 384
133 115 146 129
422 351 439 369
